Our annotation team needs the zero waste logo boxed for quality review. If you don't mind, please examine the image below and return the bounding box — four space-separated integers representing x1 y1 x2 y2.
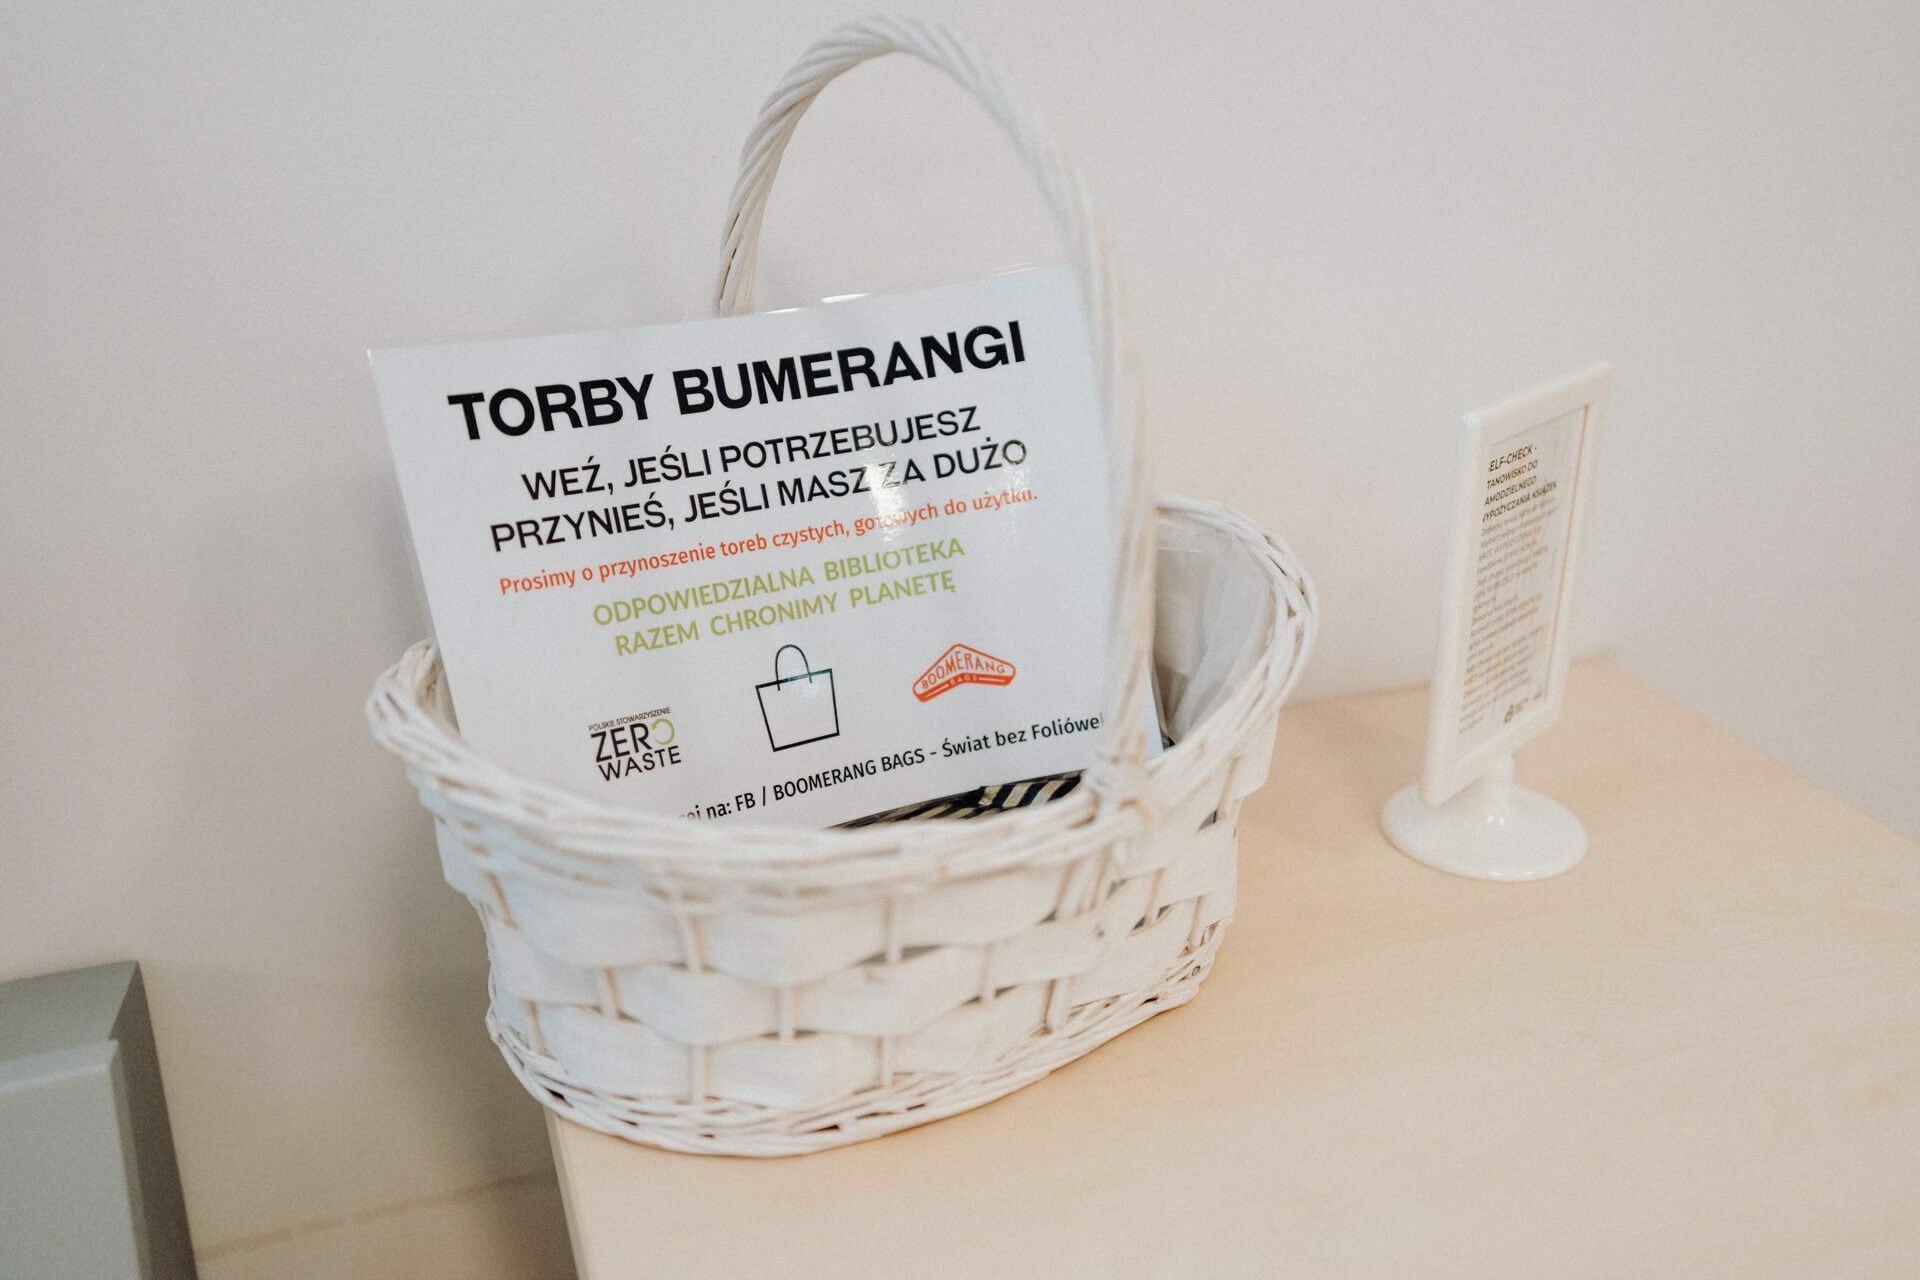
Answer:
590 708 682 779
913 645 1016 702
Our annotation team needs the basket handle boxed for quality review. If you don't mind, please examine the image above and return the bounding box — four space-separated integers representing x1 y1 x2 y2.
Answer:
715 16 1157 803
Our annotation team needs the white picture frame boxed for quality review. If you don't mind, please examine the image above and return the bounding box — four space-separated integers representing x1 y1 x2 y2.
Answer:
1421 363 1610 806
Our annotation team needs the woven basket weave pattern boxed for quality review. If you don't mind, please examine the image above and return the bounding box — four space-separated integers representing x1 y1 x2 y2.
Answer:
373 500 1312 1154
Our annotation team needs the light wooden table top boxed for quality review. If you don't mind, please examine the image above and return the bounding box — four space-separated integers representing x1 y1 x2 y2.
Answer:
548 660 1920 1278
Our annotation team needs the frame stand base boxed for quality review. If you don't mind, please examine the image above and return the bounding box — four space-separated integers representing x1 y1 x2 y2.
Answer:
1382 754 1587 881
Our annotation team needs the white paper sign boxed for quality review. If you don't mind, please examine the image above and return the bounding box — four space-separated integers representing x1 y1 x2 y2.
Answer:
371 265 1137 827
1420 363 1609 805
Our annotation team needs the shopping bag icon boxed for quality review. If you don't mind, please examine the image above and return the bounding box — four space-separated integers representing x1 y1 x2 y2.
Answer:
755 644 840 752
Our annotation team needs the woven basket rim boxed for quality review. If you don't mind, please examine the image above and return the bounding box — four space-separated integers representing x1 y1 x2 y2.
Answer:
365 494 1313 873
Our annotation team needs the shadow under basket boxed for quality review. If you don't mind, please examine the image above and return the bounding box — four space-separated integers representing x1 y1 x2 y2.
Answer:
367 498 1315 1155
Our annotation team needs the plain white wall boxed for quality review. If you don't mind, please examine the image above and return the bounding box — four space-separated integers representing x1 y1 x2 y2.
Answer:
4 0 1916 1267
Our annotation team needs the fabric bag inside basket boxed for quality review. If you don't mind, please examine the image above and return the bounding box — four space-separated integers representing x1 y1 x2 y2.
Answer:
844 731 1175 826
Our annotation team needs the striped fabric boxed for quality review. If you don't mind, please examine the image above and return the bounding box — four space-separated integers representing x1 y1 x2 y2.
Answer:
840 770 1084 826
841 734 1174 827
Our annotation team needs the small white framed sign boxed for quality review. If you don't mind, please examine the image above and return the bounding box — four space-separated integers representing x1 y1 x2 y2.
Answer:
1421 362 1610 806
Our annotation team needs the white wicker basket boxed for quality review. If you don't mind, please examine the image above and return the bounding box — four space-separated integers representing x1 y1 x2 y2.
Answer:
366 17 1317 1156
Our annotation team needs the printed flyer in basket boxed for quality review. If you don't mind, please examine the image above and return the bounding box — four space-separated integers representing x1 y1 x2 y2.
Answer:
371 265 1148 827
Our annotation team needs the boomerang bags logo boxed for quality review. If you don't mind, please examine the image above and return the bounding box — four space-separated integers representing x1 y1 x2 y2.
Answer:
913 644 1016 702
